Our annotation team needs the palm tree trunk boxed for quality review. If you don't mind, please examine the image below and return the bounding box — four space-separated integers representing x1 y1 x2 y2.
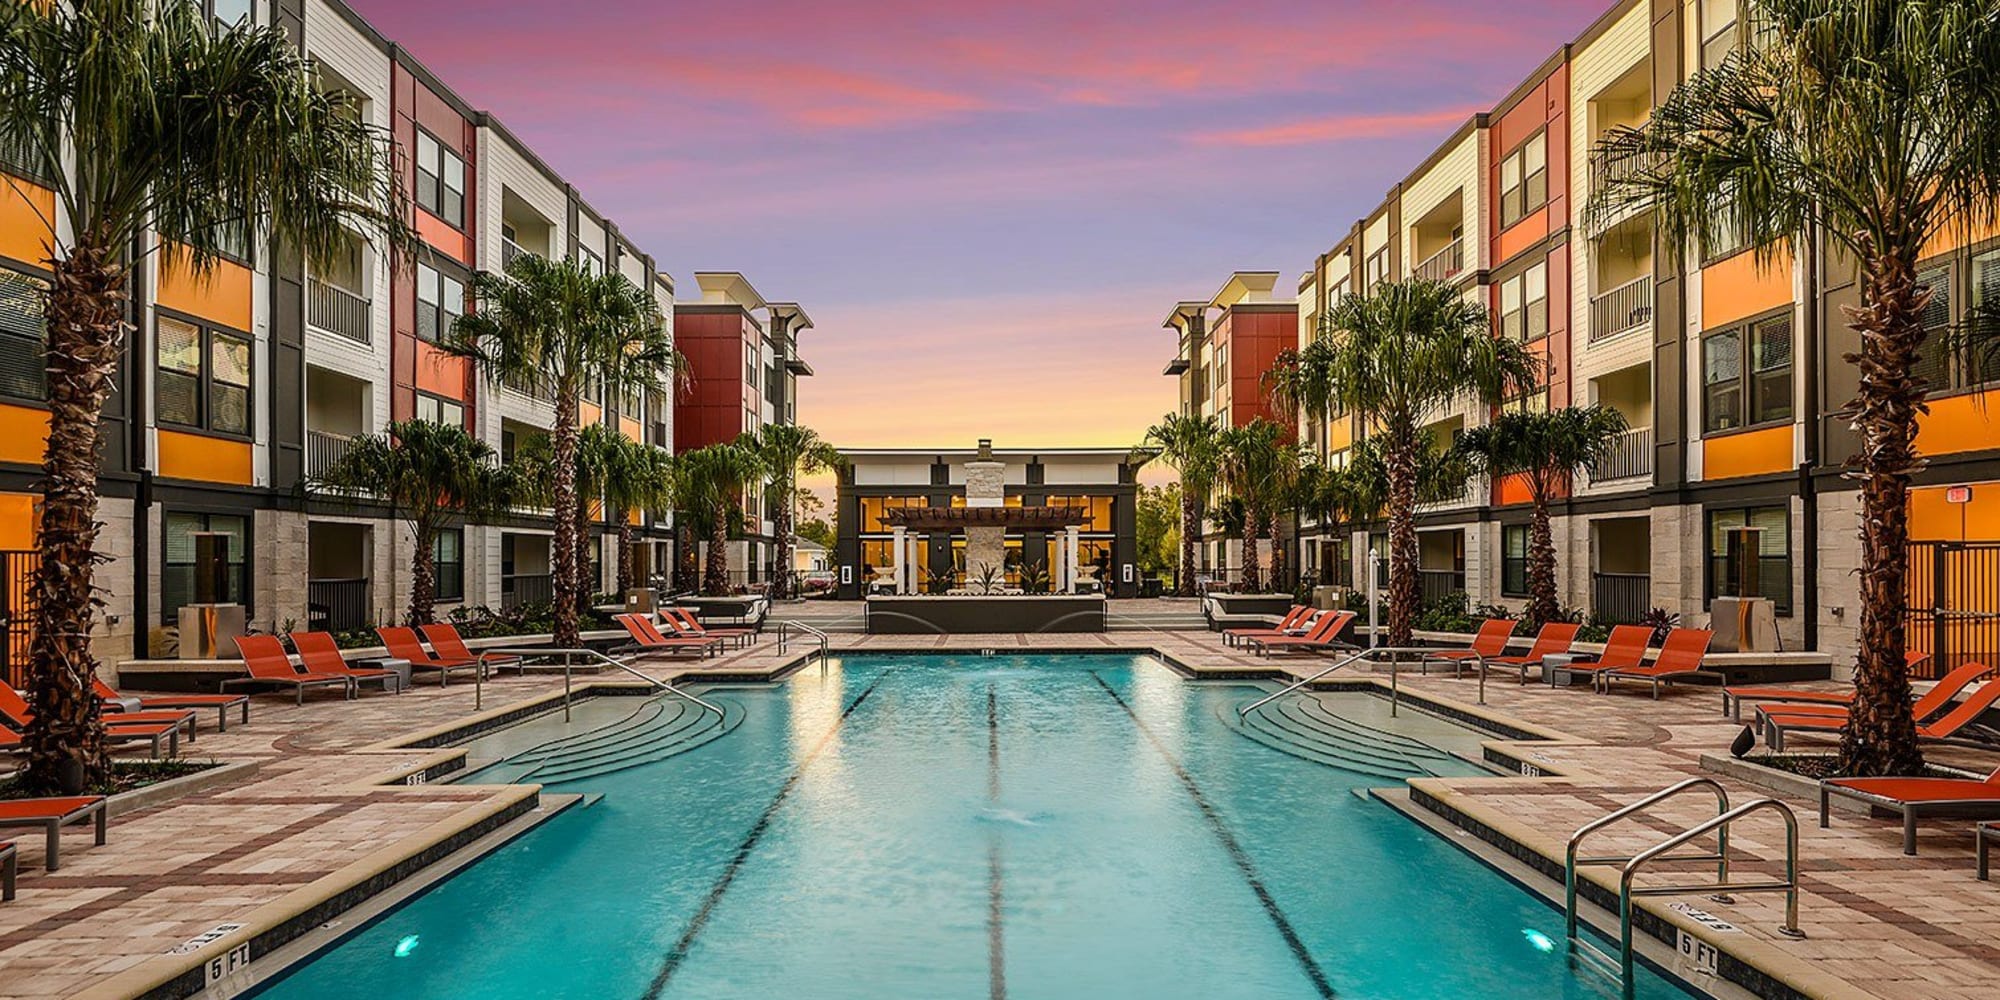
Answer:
548 390 581 647
1839 245 1927 777
1527 494 1559 627
1267 509 1285 595
1241 507 1264 593
704 499 730 595
573 496 592 615
614 507 633 596
407 522 437 625
19 237 123 795
1178 490 1200 597
771 488 794 601
1385 426 1421 648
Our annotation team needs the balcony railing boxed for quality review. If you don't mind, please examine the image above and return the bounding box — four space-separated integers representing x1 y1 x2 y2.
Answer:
1591 572 1651 625
502 573 553 611
504 371 551 400
501 237 537 269
306 430 356 479
1589 149 1653 192
1418 569 1466 606
1589 275 1653 343
1589 427 1653 483
1413 238 1465 284
307 279 371 345
1417 476 1480 511
306 578 370 632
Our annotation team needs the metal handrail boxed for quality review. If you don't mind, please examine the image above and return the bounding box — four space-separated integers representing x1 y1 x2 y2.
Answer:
474 646 722 722
1565 777 1732 942
1236 645 1438 720
1238 650 1370 717
777 621 831 672
1617 799 1804 992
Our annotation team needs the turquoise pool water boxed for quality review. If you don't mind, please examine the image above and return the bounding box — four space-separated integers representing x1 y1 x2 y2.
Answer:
252 654 1693 999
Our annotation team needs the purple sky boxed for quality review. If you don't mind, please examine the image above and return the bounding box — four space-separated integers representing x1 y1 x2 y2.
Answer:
348 0 1608 453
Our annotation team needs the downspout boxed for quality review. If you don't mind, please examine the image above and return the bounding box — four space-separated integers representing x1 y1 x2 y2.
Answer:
130 232 152 659
1800 218 1821 653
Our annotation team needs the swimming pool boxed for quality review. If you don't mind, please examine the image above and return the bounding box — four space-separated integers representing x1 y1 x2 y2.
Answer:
251 653 1694 999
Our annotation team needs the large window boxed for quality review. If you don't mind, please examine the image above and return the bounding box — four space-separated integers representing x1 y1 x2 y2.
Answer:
1044 495 1113 533
0 266 46 400
415 392 464 428
1499 132 1548 228
162 512 248 624
1706 505 1791 613
414 129 465 228
859 496 930 533
157 316 251 436
1499 262 1549 343
1913 251 2000 393
415 263 463 343
1365 246 1391 287
1701 313 1792 433
208 0 255 26
432 529 464 602
1501 524 1530 597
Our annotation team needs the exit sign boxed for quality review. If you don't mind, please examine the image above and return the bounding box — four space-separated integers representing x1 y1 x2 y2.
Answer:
1947 485 1974 505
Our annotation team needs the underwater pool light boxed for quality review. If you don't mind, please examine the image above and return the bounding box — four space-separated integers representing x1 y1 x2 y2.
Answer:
393 935 421 958
1523 928 1556 953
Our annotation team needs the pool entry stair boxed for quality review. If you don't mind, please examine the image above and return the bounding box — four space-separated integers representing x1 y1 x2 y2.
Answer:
1227 694 1465 781
479 694 743 785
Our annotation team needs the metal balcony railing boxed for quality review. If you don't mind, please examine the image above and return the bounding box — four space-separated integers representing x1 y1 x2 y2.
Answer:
306 578 370 632
1589 427 1653 483
501 573 553 610
306 430 356 478
1589 276 1653 343
307 279 371 345
1418 569 1465 605
1591 572 1651 625
1413 238 1465 284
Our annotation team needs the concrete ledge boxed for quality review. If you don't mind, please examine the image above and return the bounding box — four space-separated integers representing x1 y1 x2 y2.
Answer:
105 759 262 818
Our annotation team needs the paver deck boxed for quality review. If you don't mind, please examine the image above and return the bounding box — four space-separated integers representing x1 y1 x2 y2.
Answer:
0 619 1991 999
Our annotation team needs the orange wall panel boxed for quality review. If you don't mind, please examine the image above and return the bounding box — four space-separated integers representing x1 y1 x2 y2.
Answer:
0 181 54 265
619 417 642 442
1494 212 1548 265
0 403 49 465
157 249 253 332
1914 387 2000 458
157 430 253 485
413 342 469 399
0 492 35 550
1700 250 1794 330
1909 482 2000 542
1496 473 1534 507
415 211 469 265
1701 425 1793 480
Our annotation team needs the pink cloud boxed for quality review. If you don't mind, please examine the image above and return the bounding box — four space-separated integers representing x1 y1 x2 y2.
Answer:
1189 107 1480 148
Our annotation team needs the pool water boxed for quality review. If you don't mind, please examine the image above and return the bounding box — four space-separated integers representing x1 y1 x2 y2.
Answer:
252 654 1693 999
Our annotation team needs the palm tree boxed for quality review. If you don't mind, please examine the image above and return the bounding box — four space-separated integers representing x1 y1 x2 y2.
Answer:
307 421 515 625
1453 406 1628 627
739 424 841 600
444 253 675 646
1588 0 2000 776
676 442 767 596
1218 419 1292 592
1272 280 1538 646
0 2 408 793
589 427 676 595
1139 413 1223 596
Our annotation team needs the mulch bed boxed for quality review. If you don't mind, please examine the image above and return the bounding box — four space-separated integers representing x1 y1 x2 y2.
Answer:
0 759 220 799
1744 753 1963 780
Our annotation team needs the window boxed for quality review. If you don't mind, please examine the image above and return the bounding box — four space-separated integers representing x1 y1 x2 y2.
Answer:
1045 495 1114 533
1913 261 1954 392
1365 246 1391 287
1501 524 1529 597
415 393 464 428
859 496 930 533
0 266 47 400
162 512 248 624
1499 132 1548 227
1503 387 1551 416
207 0 255 26
157 316 251 436
577 247 603 276
1706 505 1791 613
1499 262 1549 343
1702 313 1791 433
432 529 465 602
1970 249 2000 388
413 130 465 228
1700 0 1739 69
415 263 463 343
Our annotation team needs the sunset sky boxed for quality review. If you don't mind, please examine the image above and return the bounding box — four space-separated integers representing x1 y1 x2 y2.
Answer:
348 0 1608 455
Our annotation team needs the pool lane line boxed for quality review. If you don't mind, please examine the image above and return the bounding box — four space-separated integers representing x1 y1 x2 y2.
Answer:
1087 672 1338 1000
987 685 1006 1000
640 668 897 1000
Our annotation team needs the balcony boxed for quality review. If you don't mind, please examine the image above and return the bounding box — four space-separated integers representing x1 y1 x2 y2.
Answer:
306 577 370 632
307 431 356 478
1413 238 1465 284
1589 275 1653 343
501 236 533 269
307 279 371 345
1418 569 1466 605
1589 427 1653 483
1591 572 1651 625
502 573 552 611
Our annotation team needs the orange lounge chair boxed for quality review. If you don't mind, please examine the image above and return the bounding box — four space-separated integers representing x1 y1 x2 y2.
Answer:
1765 667 2000 752
290 632 404 694
1480 621 1583 684
419 623 521 675
377 627 481 685
222 635 355 704
1422 619 1517 677
0 687 190 758
0 841 13 900
663 608 754 649
1223 605 1311 647
614 614 722 658
1550 625 1653 682
1821 766 2000 856
1246 611 1356 656
1722 651 1938 721
1750 661 1992 735
1597 629 1716 698
0 796 105 871
93 678 250 732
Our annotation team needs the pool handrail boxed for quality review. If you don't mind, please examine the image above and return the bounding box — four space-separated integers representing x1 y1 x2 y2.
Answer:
474 646 723 722
1564 776 1732 943
1236 645 1439 719
777 621 830 672
1616 798 1803 994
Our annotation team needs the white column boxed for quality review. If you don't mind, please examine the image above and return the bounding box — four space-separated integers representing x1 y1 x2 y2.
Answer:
1065 527 1081 594
891 526 907 595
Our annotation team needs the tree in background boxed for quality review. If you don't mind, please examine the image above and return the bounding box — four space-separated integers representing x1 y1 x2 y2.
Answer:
796 516 836 551
1139 414 1223 596
308 421 515 625
677 443 768 596
1452 407 1627 626
1588 0 2000 776
739 424 841 599
0 1 411 792
1218 418 1295 593
586 426 676 596
1134 483 1182 582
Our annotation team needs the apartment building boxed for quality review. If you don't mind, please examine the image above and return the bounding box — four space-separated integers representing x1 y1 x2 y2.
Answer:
1160 271 1298 580
1287 0 2000 673
0 0 688 675
673 273 816 586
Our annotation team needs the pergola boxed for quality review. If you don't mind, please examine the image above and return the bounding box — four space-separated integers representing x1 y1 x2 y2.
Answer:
875 505 1098 594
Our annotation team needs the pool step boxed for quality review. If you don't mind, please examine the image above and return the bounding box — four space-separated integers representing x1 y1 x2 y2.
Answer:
483 694 743 786
1228 695 1462 781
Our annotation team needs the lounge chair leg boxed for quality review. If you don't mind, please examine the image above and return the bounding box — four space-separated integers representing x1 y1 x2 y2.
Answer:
1819 788 1830 828
94 803 106 846
1905 811 1919 856
1980 833 1991 881
44 820 58 872
2 848 13 900
296 684 304 707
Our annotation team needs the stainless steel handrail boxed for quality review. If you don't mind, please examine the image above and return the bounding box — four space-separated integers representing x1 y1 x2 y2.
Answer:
1565 777 1732 942
474 646 723 721
1617 799 1804 993
777 621 831 672
1237 650 1370 717
1236 645 1437 719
